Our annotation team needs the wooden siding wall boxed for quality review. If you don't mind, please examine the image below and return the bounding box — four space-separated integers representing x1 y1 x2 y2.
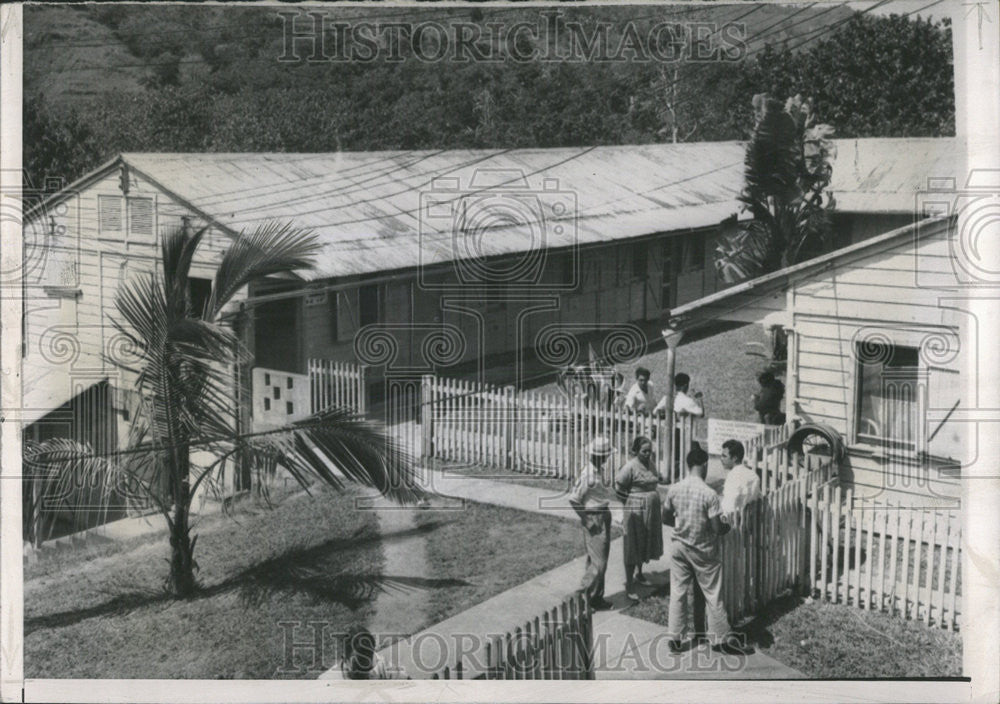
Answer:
24 168 241 427
299 231 724 369
790 226 963 506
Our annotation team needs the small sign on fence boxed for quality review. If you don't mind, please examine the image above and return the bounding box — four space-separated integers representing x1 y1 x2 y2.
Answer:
707 418 766 455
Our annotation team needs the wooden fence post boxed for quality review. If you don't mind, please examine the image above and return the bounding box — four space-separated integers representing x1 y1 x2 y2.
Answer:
421 374 434 461
504 385 516 470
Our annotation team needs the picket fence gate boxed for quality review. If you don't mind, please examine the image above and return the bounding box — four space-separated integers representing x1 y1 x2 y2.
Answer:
430 592 594 680
718 453 837 625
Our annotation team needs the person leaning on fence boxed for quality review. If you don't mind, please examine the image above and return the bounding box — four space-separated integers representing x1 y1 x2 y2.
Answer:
670 373 704 464
719 439 762 517
615 435 664 601
569 437 616 611
623 367 660 414
662 446 753 656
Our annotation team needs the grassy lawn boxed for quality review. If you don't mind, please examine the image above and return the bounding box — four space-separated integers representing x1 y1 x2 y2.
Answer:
25 485 384 679
414 501 606 624
627 593 962 678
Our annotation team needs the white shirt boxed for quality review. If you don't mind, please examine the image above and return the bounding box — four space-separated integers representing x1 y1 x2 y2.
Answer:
623 382 659 413
720 463 762 515
673 390 704 417
570 461 615 510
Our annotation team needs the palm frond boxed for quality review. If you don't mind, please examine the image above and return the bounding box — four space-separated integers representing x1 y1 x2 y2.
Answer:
714 220 772 284
161 225 207 319
238 407 429 505
206 222 319 319
23 438 122 543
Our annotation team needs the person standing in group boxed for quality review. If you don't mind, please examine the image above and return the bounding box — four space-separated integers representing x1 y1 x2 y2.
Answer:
672 373 704 419
670 373 704 465
662 446 752 655
615 436 664 601
623 367 662 414
719 439 762 517
752 371 785 425
569 437 616 611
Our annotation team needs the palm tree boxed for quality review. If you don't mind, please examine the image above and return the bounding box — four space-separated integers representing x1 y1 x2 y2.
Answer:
714 93 837 283
58 222 425 598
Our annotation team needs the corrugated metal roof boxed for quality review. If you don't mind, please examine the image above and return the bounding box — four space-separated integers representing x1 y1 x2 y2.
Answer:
119 138 954 280
829 138 958 213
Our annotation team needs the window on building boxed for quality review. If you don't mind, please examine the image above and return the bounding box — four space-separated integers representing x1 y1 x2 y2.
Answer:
632 241 648 280
98 195 123 236
561 251 576 287
128 197 154 238
681 233 705 272
189 277 212 319
359 284 379 327
661 237 675 309
855 343 920 450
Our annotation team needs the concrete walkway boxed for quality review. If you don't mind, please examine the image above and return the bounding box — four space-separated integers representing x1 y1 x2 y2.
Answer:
320 465 803 680
362 493 433 640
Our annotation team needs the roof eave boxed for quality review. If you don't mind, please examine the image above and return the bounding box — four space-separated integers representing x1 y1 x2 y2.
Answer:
666 215 954 328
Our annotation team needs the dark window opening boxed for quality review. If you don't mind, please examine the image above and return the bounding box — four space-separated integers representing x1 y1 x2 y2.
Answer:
661 237 675 309
632 241 648 280
359 284 379 327
681 233 705 272
562 252 576 286
189 277 212 319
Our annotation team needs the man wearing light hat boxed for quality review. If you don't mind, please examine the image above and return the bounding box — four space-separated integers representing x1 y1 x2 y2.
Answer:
569 436 616 610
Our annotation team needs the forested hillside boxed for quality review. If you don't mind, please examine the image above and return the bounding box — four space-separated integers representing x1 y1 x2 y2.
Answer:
25 4 953 190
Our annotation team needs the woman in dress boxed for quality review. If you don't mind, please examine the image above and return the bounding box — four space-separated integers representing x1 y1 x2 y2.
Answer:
615 435 664 601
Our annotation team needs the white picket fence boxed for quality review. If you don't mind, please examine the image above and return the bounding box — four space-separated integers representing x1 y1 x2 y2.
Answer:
810 485 962 631
718 453 837 624
420 375 694 484
301 359 962 631
309 358 367 414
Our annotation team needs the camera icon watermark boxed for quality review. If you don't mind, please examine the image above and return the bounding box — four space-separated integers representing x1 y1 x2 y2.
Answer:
1 169 81 292
914 169 1000 288
418 168 578 292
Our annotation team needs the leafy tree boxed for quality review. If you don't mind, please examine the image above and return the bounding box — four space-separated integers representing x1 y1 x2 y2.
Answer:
60 224 426 597
739 14 953 138
25 9 954 191
714 93 837 283
23 95 102 190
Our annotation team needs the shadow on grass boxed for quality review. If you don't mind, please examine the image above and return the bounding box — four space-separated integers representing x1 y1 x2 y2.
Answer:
25 520 467 636
739 594 806 648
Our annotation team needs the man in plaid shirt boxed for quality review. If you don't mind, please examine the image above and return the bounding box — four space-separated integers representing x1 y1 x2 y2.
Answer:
663 446 752 655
